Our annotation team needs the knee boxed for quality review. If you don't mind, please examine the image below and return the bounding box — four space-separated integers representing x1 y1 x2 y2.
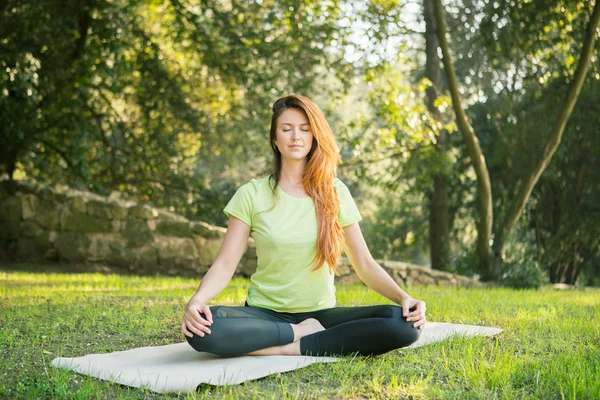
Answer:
184 307 228 354
184 320 222 353
387 305 422 348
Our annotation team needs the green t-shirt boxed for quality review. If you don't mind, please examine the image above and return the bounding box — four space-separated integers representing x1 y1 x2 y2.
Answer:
223 175 363 312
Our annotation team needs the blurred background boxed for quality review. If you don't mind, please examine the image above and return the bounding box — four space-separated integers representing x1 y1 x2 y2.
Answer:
1 0 598 287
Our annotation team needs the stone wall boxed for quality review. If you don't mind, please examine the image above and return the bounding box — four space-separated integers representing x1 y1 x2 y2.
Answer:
0 180 486 287
0 180 257 276
336 257 487 288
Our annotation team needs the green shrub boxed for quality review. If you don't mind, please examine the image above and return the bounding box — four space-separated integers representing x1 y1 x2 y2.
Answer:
500 241 547 289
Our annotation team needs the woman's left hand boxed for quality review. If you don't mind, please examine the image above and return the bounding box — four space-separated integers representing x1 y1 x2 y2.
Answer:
400 296 427 329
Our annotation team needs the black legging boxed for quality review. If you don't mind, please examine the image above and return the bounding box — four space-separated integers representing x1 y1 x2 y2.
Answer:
185 301 421 357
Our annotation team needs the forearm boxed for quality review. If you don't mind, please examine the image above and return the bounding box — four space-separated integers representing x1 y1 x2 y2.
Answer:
355 258 411 305
190 262 235 304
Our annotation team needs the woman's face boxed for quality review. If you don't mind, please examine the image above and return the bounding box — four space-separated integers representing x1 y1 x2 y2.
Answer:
274 108 314 161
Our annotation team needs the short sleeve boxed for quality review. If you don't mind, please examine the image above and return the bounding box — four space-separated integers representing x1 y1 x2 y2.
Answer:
335 178 363 227
223 180 256 227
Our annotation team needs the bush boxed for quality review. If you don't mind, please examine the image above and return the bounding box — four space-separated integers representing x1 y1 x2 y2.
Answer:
500 241 547 289
449 250 480 278
500 259 546 289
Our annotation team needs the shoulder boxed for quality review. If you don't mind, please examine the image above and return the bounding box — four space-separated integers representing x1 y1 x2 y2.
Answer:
333 177 351 192
239 176 266 189
333 177 344 188
238 176 272 194
252 175 274 191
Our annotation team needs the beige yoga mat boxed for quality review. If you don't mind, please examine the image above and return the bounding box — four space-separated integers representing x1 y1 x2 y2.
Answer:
51 322 503 394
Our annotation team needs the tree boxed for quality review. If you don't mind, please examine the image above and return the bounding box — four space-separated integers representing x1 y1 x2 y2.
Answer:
432 0 600 280
423 0 451 271
0 0 409 218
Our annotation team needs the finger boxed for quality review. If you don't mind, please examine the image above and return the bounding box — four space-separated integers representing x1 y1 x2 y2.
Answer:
413 317 426 329
408 305 426 317
182 322 192 338
190 319 211 336
186 313 212 335
183 320 211 337
408 310 426 322
190 319 212 335
203 307 214 324
192 311 213 327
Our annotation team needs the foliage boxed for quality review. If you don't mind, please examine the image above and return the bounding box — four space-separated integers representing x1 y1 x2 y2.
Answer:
2 0 599 283
500 244 547 289
438 0 600 282
0 0 373 211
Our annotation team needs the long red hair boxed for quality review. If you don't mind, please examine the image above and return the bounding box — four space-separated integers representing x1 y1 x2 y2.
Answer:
267 94 344 275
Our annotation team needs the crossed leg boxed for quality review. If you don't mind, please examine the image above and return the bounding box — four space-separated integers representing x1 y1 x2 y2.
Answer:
245 318 325 356
297 304 421 356
185 304 420 357
185 305 320 357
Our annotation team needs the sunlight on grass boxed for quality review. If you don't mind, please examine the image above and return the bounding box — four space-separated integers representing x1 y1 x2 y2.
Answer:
1 268 599 399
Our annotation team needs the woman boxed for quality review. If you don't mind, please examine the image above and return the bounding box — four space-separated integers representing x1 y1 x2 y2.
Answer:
182 94 427 357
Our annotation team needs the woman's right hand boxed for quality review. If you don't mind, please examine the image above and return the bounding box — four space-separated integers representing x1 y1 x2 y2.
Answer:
182 298 213 338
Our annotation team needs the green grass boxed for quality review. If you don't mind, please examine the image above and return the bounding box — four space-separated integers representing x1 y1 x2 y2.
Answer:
1 263 599 399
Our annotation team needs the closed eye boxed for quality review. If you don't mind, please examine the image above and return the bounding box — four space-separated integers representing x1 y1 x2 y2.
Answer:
283 129 310 132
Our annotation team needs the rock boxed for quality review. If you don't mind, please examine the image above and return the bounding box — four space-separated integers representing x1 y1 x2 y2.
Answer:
157 209 188 222
157 236 198 266
136 245 159 268
68 196 87 213
190 221 222 238
122 218 154 247
21 194 39 219
63 212 112 233
129 205 158 220
111 220 121 233
20 220 44 238
157 221 193 237
415 273 437 285
196 236 224 266
16 238 44 260
107 241 137 267
39 186 67 202
55 232 91 262
34 231 57 255
0 197 22 221
87 200 128 220
35 200 63 230
87 234 118 262
552 283 576 290
0 220 20 240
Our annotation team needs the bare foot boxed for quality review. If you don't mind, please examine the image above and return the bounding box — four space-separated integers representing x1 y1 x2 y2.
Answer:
245 341 300 356
245 319 325 356
292 318 325 341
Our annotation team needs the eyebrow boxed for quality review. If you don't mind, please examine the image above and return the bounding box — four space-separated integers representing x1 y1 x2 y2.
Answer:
281 122 310 126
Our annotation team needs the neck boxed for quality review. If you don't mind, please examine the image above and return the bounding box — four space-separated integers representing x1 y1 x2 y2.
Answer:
279 158 306 186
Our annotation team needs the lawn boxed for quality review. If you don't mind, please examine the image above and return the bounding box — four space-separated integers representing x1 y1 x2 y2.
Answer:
1 263 599 399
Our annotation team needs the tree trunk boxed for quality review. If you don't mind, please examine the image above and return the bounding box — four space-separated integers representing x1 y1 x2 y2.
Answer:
424 0 450 271
432 0 494 278
491 1 600 277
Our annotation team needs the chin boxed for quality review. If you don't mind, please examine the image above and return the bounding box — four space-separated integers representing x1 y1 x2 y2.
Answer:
284 154 308 160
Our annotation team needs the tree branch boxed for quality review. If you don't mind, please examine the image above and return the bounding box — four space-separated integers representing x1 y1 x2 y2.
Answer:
495 0 600 252
432 0 494 276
